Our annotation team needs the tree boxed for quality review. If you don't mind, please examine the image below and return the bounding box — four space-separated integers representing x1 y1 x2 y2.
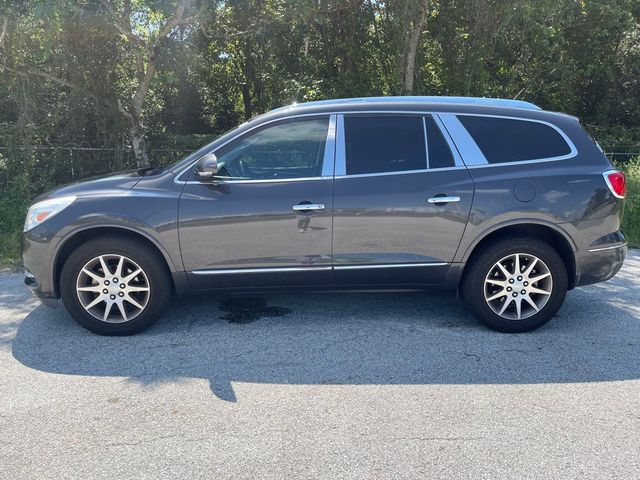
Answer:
0 0 205 168
99 0 204 167
399 0 430 95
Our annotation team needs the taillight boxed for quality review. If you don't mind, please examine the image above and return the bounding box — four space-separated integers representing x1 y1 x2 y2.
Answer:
603 170 626 199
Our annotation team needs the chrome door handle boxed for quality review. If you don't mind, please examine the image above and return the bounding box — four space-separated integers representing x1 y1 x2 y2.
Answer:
427 196 461 204
292 203 325 211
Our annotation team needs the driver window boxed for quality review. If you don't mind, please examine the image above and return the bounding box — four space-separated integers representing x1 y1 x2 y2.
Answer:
215 118 329 180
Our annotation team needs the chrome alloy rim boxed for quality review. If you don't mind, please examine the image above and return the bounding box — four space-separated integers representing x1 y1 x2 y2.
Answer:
76 254 150 323
483 253 553 320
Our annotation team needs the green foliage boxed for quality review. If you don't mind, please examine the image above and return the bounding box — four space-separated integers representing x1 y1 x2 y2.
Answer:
0 145 62 268
0 0 639 264
618 157 640 248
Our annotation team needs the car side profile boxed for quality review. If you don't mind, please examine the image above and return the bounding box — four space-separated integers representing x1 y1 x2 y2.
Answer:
22 96 627 335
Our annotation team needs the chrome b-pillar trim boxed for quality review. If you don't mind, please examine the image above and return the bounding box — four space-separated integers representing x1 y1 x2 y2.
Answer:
334 114 346 176
321 114 337 177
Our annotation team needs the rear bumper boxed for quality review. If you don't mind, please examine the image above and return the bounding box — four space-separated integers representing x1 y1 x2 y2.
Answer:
576 243 627 287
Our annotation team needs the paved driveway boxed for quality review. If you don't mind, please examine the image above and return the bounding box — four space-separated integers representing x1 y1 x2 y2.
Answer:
1 251 639 479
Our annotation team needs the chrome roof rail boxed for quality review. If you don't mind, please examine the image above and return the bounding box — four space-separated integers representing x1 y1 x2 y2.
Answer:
273 96 541 112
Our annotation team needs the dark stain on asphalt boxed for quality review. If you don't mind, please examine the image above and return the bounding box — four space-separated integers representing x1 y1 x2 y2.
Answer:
219 298 291 324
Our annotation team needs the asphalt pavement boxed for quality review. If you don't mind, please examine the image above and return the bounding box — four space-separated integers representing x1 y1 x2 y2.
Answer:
1 251 639 479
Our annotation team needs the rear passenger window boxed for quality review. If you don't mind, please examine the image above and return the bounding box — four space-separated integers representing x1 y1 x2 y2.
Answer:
458 115 572 164
425 116 455 168
344 116 426 175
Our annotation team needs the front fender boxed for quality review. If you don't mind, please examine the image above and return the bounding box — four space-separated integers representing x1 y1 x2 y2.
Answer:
23 189 182 298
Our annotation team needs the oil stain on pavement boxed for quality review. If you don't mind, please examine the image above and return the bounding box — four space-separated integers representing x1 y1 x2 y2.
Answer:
219 297 291 324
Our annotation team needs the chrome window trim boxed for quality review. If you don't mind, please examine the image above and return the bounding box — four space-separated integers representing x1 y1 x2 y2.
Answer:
191 262 449 275
334 168 428 179
465 157 575 170
190 176 334 185
174 112 335 185
422 165 465 172
451 113 579 167
174 109 579 184
333 165 468 180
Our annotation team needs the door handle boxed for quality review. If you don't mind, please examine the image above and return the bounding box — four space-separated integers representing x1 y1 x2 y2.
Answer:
292 203 325 211
427 195 461 204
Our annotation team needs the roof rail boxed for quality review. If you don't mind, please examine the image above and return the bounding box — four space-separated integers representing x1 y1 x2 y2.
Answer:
278 96 541 111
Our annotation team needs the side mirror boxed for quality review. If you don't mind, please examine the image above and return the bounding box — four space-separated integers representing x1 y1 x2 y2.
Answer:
194 153 218 179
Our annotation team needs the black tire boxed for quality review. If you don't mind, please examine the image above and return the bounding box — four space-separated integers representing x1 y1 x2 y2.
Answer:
60 236 172 335
462 236 568 333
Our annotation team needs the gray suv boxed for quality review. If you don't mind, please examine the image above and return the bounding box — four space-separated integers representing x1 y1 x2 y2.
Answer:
22 96 627 335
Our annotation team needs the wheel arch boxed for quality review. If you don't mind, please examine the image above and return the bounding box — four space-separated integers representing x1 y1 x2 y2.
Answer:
459 222 578 290
53 225 177 298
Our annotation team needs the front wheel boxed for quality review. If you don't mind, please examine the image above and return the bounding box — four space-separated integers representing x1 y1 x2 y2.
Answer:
60 236 172 335
462 237 568 333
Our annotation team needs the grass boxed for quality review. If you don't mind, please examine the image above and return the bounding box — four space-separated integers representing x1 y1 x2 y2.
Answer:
1 158 639 270
0 227 23 271
0 199 27 271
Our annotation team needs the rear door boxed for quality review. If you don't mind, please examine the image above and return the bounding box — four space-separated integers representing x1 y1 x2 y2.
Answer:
332 113 474 285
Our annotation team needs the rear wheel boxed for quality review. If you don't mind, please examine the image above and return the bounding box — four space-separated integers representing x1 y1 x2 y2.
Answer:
462 237 568 333
60 236 172 335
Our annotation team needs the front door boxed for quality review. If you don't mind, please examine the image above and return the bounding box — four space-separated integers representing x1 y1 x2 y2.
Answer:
332 113 474 285
178 115 335 289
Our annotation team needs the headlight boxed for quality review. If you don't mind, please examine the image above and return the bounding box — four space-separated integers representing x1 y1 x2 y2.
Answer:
24 196 77 232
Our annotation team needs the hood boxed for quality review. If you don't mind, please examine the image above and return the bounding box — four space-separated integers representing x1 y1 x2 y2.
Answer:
33 170 144 203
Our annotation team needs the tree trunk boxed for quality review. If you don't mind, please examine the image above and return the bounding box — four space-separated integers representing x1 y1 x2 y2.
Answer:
241 83 253 120
401 0 429 95
129 121 150 169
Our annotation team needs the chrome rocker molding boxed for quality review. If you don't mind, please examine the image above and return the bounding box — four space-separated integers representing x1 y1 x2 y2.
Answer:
191 266 333 275
191 263 449 275
333 262 448 270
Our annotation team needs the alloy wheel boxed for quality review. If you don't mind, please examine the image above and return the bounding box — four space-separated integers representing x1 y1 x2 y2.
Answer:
76 254 150 323
483 253 553 320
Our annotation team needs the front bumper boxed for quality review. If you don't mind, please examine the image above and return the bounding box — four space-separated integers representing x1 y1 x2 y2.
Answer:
24 269 60 307
22 226 59 300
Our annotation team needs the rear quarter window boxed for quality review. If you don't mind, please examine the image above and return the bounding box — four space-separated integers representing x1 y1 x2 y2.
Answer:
458 115 573 164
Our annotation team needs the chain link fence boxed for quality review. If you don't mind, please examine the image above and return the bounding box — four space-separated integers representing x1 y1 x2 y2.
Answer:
0 146 196 185
0 145 637 187
605 152 640 164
